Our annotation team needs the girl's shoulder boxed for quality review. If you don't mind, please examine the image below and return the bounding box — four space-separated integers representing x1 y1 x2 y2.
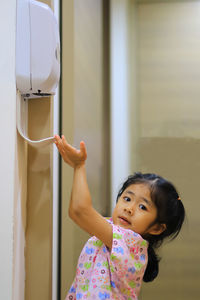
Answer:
104 217 148 248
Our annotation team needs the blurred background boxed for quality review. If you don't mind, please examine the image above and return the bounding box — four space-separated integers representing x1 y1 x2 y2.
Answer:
61 0 200 299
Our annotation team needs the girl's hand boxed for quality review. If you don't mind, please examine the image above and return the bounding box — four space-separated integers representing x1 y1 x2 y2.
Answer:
54 135 87 168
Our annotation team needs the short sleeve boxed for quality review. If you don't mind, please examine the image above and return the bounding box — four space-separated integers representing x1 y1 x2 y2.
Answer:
110 224 148 284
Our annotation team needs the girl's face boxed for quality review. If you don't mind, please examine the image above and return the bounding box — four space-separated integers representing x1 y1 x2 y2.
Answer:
112 183 163 236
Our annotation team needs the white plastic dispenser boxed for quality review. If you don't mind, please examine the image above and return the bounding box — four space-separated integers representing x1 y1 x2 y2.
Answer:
16 0 60 97
16 0 60 147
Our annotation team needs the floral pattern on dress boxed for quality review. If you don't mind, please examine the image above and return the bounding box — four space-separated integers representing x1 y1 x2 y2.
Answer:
66 219 148 300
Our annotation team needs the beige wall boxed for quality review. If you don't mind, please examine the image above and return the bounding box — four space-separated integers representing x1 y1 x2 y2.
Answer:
139 138 199 299
61 1 110 299
25 1 54 300
61 2 75 298
13 116 28 300
135 1 200 299
25 98 53 300
138 0 200 139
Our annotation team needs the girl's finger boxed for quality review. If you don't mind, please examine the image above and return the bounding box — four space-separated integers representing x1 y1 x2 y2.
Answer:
61 135 68 146
56 143 63 153
62 135 77 153
80 141 87 158
54 134 61 142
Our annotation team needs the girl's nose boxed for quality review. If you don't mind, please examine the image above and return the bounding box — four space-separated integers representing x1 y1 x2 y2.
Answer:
124 206 133 215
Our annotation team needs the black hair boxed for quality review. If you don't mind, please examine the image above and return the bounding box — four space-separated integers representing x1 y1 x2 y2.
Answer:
116 172 185 282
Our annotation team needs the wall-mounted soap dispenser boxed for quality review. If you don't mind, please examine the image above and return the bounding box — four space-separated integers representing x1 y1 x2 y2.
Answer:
16 0 60 146
16 0 60 97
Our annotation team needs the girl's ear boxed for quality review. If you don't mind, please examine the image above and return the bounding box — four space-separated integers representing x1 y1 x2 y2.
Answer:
148 223 166 235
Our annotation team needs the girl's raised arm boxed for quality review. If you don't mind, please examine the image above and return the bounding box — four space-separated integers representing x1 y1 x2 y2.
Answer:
54 135 113 249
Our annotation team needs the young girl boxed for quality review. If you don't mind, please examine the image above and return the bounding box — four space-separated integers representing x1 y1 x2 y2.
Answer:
54 135 185 300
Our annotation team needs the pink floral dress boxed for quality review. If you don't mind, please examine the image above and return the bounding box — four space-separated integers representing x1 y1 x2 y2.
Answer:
66 219 148 300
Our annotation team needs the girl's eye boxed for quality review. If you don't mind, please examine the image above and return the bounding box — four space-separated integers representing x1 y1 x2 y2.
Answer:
139 204 147 211
123 196 131 202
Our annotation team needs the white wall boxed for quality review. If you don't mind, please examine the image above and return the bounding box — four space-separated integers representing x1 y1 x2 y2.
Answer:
110 0 132 211
0 0 17 299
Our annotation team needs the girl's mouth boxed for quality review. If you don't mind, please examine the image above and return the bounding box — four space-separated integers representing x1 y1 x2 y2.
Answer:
118 216 131 225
